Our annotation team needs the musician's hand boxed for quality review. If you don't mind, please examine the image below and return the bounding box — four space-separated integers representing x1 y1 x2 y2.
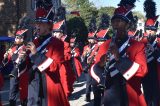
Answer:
3 52 8 59
26 42 37 55
87 56 94 64
110 44 119 61
18 50 27 59
4 48 13 59
8 49 13 56
83 49 89 56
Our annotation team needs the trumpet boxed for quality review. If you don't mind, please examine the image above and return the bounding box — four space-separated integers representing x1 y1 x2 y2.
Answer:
71 43 79 57
16 28 39 66
81 44 95 62
85 46 99 71
15 46 27 67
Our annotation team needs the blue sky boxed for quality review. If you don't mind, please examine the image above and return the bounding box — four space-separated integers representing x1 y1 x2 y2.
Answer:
90 0 160 15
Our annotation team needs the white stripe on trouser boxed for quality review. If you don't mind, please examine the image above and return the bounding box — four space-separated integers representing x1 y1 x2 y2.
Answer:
110 69 119 77
147 56 154 63
18 66 27 77
90 64 100 83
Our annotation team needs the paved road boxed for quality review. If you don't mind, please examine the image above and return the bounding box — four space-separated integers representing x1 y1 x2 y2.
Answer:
69 74 94 106
0 74 94 106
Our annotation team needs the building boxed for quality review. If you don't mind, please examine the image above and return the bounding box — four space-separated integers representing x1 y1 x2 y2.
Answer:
0 0 36 36
137 18 145 33
0 0 63 37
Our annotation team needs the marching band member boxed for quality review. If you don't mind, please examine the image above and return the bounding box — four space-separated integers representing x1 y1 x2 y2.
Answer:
52 9 76 97
26 6 70 106
70 37 83 78
91 0 148 105
90 13 110 106
81 16 97 102
141 0 160 105
2 29 29 106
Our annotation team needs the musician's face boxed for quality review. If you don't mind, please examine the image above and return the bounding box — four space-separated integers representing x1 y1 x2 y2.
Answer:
35 23 51 36
111 18 129 35
88 39 96 44
146 29 156 36
98 41 105 45
70 42 74 47
15 36 24 44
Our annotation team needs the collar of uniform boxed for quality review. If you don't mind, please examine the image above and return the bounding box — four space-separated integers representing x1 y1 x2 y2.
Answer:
116 36 129 48
147 35 157 44
15 44 23 48
39 33 52 44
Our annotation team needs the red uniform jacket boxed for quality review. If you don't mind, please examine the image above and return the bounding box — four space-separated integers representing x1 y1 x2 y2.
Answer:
29 36 70 106
59 41 76 97
93 38 148 106
72 47 83 77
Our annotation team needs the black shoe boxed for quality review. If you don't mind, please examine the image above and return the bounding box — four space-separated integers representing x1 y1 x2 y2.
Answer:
9 100 16 106
85 93 91 102
21 99 27 106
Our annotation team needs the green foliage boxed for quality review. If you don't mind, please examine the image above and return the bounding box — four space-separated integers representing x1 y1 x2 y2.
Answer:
64 0 98 45
64 0 98 26
66 17 88 42
133 11 145 19
63 0 145 41
98 7 115 16
66 16 88 51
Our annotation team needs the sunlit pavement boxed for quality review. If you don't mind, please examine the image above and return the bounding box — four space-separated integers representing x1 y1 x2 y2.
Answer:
1 74 94 106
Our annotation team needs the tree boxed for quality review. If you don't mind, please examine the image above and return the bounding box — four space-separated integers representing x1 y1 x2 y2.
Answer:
64 0 98 26
96 7 115 27
98 7 115 17
133 11 145 20
66 17 88 51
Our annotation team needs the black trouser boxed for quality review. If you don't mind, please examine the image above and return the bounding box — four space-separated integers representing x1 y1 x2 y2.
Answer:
93 87 104 106
85 73 92 94
27 70 46 106
9 77 19 106
102 74 128 106
142 61 160 106
27 71 40 106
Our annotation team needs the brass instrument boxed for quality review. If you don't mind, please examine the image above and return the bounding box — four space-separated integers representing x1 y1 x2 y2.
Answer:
81 29 98 62
15 46 27 67
81 44 95 62
82 46 99 73
71 43 79 57
81 44 96 72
